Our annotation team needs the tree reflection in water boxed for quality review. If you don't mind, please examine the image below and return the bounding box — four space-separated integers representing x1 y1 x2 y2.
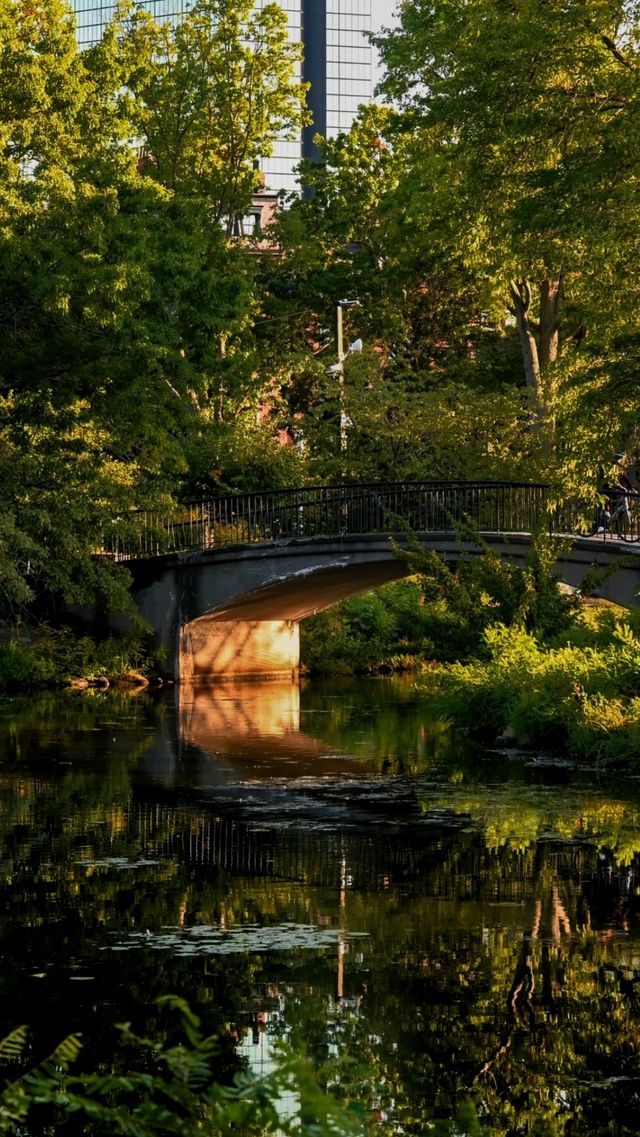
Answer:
0 683 638 1135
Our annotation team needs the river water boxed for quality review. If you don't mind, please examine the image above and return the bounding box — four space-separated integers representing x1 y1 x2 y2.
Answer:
1 678 639 1134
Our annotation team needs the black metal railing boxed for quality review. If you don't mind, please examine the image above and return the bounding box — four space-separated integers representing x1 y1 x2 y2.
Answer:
103 481 551 561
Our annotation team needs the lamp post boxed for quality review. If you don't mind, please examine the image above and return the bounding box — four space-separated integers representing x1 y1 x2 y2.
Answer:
332 299 362 453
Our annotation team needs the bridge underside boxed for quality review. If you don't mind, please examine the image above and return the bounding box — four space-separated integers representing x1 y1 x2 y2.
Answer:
179 560 409 682
125 533 640 683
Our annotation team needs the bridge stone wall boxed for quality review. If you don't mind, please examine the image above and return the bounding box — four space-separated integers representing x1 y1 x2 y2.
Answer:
179 618 299 682
127 537 411 683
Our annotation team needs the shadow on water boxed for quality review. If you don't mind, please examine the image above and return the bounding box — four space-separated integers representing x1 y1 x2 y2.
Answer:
0 681 639 1134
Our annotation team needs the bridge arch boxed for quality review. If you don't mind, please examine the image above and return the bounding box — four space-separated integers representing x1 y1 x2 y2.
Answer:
124 524 640 683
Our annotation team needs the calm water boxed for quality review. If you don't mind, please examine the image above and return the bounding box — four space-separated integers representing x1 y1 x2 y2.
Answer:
1 678 639 1134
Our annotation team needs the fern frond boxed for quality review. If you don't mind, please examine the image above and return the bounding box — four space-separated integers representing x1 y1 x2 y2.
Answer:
0 1026 29 1064
46 1033 83 1071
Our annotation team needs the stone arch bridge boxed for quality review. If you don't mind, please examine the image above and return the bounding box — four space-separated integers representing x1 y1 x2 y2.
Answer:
110 481 640 682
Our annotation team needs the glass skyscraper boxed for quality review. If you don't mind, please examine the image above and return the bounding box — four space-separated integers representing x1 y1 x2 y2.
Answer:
73 0 185 47
70 0 372 191
304 0 372 147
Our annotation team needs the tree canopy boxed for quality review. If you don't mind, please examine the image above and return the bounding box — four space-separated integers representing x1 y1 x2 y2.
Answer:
2 0 640 621
373 0 640 470
0 0 306 619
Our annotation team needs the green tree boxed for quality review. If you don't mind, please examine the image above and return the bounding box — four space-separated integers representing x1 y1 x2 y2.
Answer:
0 0 307 619
102 0 310 489
121 0 308 233
375 0 640 464
261 104 532 483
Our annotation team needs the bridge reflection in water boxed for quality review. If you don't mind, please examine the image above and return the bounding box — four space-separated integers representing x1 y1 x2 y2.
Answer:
131 782 635 911
141 681 360 784
179 681 337 770
132 683 638 910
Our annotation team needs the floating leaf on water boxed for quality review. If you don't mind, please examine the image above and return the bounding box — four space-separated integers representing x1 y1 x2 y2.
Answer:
103 923 370 956
74 858 160 869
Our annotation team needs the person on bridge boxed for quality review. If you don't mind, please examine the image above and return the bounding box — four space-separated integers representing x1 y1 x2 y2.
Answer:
611 451 639 526
592 451 639 534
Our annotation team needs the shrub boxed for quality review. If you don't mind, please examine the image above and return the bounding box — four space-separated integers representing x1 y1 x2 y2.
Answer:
301 531 582 676
301 579 435 675
0 998 365 1137
394 530 580 658
0 639 56 690
0 626 150 692
426 623 640 765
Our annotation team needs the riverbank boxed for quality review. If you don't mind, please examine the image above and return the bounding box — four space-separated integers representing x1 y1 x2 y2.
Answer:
419 617 640 767
0 625 154 692
302 580 640 768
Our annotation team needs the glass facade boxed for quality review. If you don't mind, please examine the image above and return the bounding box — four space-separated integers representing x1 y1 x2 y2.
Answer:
254 0 304 193
325 0 371 139
73 0 188 48
69 1 371 189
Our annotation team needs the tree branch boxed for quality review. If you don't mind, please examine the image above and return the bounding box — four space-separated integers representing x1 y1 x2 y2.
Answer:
601 34 635 70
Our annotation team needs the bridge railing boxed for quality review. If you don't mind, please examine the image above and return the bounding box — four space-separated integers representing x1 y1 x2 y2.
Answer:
103 481 550 561
553 492 640 543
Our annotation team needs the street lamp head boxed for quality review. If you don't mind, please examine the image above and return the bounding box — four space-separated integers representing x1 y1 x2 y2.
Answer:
348 338 363 354
336 298 360 309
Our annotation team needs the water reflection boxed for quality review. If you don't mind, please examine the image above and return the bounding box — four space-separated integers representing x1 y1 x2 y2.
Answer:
178 681 359 775
0 683 639 1135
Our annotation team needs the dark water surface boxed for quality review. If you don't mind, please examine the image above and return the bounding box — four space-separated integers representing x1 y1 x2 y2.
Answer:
1 678 640 1134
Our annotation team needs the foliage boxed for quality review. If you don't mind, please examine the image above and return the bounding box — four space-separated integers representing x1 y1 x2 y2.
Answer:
374 0 640 465
426 621 640 764
0 0 307 622
180 413 306 497
396 530 579 657
264 103 542 485
249 0 640 494
300 579 437 675
0 626 150 692
0 998 365 1137
0 640 55 692
303 358 539 485
121 0 307 233
270 102 491 390
302 533 578 674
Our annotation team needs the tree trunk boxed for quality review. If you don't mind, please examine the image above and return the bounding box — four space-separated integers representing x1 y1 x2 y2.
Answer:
509 278 541 392
539 275 563 366
509 276 561 449
509 277 550 439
